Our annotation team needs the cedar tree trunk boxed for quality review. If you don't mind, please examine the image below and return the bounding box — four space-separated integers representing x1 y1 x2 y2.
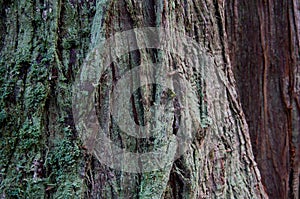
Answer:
0 0 268 198
225 1 299 198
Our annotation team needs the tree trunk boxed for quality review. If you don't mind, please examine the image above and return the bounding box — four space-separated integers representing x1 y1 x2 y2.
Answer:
225 1 299 198
0 0 268 198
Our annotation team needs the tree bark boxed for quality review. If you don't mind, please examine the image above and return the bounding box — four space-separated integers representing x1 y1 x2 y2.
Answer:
225 0 299 198
0 0 268 198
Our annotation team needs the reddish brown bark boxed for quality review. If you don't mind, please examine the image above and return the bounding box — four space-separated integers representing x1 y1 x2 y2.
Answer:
225 0 299 198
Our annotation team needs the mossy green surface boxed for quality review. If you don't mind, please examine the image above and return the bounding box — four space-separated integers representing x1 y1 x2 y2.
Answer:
0 0 95 198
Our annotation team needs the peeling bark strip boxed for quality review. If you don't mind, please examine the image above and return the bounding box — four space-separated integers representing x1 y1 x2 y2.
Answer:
225 0 300 198
0 0 268 198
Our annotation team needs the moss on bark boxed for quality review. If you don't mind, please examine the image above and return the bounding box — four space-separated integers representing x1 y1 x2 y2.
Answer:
0 0 269 198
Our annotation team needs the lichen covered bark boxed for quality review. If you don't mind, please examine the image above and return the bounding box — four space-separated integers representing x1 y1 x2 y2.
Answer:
0 0 268 198
0 0 95 198
84 0 267 198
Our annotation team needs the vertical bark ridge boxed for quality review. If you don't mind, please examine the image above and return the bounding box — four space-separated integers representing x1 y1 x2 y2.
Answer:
0 0 270 198
88 0 267 198
225 0 300 198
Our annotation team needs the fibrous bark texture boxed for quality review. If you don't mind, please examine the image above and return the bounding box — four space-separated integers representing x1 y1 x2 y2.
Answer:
0 0 268 198
225 0 299 198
